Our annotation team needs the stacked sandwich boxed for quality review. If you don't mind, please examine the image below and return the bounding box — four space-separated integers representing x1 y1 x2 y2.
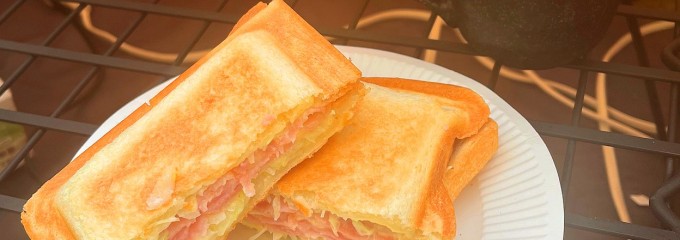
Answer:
21 1 498 240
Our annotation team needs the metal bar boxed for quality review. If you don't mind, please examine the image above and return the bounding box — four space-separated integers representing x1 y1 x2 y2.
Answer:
321 27 478 53
566 213 680 240
568 59 680 84
323 31 680 84
0 39 185 75
0 0 159 183
350 0 370 31
626 16 672 180
676 0 679 36
54 0 480 57
59 0 240 23
675 0 679 38
651 173 680 234
617 4 680 23
99 3 157 56
561 70 589 200
0 0 26 25
338 0 370 46
667 84 679 178
172 0 230 65
0 194 26 213
0 131 46 182
626 16 668 140
332 28 680 85
571 71 590 130
41 3 680 85
43 5 87 45
662 27 680 207
50 2 152 116
487 61 501 90
287 0 300 8
330 27 680 83
663 38 680 72
0 4 86 97
531 120 680 157
51 1 680 86
415 12 438 60
0 109 97 135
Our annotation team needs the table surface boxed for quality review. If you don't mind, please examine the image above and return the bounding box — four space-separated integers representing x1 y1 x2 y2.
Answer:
0 0 679 239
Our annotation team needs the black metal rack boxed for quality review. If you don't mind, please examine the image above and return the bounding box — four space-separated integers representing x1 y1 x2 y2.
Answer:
0 0 679 239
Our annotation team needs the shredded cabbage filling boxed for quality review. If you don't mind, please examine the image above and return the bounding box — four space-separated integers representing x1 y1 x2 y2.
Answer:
163 106 325 240
247 196 397 240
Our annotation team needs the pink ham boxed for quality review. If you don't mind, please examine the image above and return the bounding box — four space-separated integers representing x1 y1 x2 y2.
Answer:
166 107 325 240
247 198 396 240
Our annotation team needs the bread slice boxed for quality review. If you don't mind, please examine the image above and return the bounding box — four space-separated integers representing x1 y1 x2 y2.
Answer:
367 77 498 201
361 77 489 139
21 1 364 239
243 78 491 239
445 119 499 200
228 0 360 100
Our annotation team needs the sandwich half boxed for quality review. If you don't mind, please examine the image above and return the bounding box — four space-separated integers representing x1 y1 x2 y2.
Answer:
21 1 364 239
243 77 491 239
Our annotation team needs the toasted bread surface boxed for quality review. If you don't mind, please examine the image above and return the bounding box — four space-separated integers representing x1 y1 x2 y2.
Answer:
420 182 456 239
362 77 489 139
227 0 360 97
55 32 325 240
274 82 481 236
184 86 365 240
445 120 499 200
363 77 496 201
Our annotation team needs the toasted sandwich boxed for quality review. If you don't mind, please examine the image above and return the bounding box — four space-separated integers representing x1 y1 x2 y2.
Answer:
445 120 498 200
21 1 364 239
243 77 491 239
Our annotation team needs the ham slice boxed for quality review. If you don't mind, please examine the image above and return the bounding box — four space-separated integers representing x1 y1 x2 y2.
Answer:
247 197 396 240
166 107 325 240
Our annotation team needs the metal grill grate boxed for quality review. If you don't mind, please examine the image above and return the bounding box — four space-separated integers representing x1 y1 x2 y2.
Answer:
0 0 679 239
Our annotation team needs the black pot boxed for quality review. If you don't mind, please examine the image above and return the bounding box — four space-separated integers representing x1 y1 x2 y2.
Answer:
418 0 620 69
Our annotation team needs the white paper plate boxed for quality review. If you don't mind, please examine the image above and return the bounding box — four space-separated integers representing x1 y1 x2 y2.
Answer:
75 46 563 240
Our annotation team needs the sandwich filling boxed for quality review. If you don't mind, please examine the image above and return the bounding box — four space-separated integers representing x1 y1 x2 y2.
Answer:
246 196 398 240
161 106 326 240
150 84 364 240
